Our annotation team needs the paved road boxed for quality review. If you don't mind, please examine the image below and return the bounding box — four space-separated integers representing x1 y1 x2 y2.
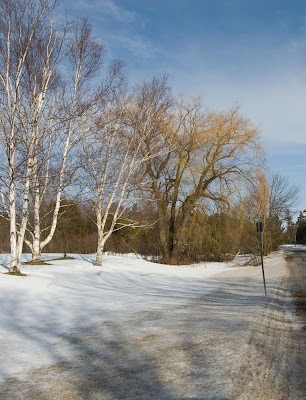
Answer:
226 247 306 400
282 246 306 292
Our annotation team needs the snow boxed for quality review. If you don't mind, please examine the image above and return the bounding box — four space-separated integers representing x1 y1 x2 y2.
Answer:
0 253 234 380
0 249 304 399
280 244 306 250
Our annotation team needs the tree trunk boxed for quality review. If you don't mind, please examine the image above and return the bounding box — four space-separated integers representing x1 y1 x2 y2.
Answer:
32 235 42 263
9 187 19 274
64 232 67 258
31 202 42 262
31 150 43 263
95 239 104 266
9 151 21 274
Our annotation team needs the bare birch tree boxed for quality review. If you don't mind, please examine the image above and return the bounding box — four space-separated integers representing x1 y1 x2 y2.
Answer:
23 18 116 262
79 95 153 266
0 0 124 270
0 0 64 273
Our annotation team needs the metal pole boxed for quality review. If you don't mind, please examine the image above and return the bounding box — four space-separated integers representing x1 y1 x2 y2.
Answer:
258 231 267 296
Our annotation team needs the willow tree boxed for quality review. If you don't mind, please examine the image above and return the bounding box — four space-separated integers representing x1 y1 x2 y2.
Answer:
131 81 264 263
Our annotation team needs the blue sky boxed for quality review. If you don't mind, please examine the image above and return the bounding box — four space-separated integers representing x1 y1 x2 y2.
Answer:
60 0 306 217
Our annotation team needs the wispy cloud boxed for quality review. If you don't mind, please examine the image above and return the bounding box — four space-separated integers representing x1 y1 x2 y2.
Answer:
286 38 306 52
71 0 136 23
110 32 159 59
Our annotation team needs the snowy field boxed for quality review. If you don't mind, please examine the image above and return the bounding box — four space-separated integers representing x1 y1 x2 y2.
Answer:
0 253 234 381
0 248 305 399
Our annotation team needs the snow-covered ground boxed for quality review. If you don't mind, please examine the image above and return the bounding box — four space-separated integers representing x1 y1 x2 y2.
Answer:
0 253 234 380
0 248 305 399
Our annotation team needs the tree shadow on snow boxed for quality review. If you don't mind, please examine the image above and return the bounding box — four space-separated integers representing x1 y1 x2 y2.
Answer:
0 312 233 399
0 277 281 400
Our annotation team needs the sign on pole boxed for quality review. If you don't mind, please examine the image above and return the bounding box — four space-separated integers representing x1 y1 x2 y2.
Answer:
256 221 267 296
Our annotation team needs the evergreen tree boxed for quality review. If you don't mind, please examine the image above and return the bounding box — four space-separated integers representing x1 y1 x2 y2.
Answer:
296 211 306 244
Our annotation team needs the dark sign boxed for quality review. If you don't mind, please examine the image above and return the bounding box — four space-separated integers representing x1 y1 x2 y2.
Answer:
256 221 263 232
256 221 267 296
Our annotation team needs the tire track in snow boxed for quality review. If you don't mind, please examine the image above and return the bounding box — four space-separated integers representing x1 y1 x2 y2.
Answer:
229 250 306 400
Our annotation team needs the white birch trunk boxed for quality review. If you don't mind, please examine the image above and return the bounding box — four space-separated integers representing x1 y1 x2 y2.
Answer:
9 169 18 273
94 134 139 266
31 197 42 262
94 154 126 266
95 239 104 266
0 1 69 272
29 133 43 262
32 224 41 262
28 63 81 259
40 80 79 252
95 202 103 266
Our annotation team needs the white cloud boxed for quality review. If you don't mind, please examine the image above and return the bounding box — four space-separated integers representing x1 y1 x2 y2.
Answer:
286 38 306 52
70 0 136 23
110 32 159 59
